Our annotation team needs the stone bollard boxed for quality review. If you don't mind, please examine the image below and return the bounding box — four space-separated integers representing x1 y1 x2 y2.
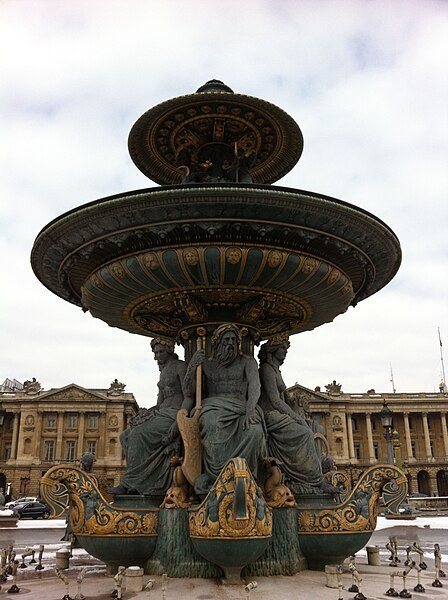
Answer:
125 566 144 593
325 564 340 588
55 548 71 570
366 545 381 566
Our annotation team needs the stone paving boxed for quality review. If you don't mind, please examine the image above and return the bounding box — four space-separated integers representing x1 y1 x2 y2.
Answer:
2 559 447 599
1 517 447 599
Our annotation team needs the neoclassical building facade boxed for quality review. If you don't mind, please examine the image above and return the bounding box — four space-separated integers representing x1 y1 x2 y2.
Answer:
287 382 448 497
0 379 138 498
1 377 447 499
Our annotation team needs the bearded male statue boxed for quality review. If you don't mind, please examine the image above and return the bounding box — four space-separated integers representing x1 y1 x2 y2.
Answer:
182 324 266 496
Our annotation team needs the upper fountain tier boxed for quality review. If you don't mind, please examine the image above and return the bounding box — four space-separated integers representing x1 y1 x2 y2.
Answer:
31 82 401 344
128 79 303 185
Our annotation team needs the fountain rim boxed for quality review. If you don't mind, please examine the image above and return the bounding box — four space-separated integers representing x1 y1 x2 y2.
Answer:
31 181 401 333
33 181 401 244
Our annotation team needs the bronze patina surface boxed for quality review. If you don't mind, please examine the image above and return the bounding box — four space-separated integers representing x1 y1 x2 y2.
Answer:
31 183 400 342
128 80 303 185
35 81 405 577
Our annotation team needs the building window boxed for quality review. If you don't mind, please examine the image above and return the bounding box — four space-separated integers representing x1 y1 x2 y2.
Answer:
87 440 97 455
371 417 376 431
20 477 30 495
411 441 416 459
44 441 55 462
373 442 379 460
67 414 77 428
23 438 32 455
88 414 98 429
47 413 57 428
66 441 76 461
430 441 434 457
351 417 358 431
3 443 11 461
408 417 413 431
109 438 117 456
354 442 361 459
7 416 14 432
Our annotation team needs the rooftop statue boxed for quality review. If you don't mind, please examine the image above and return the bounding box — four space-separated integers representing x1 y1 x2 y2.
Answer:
258 334 339 497
182 324 266 496
109 338 186 496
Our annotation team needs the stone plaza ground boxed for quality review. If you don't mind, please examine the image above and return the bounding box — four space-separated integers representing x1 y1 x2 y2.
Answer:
1 516 447 599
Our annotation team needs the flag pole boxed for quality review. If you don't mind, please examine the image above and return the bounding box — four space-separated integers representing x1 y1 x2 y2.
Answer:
438 327 446 390
390 363 396 394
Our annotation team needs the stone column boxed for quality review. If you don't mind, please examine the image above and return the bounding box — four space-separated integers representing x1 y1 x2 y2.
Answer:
441 412 448 458
78 412 85 458
421 412 432 461
10 413 20 460
403 413 414 461
34 410 43 458
346 413 355 460
97 413 107 459
429 472 438 497
55 412 64 460
365 413 376 463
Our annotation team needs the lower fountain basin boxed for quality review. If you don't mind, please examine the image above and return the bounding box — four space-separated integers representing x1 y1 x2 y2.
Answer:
77 534 157 569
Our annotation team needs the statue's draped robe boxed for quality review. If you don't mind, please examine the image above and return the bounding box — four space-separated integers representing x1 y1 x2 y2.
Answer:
195 396 266 495
260 363 323 491
120 406 179 495
193 354 266 495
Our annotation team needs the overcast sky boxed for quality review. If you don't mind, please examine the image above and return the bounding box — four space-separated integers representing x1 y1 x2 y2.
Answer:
1 0 447 406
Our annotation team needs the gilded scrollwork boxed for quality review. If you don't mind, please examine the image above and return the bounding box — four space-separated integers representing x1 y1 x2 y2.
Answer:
41 466 158 537
298 465 407 534
189 458 272 539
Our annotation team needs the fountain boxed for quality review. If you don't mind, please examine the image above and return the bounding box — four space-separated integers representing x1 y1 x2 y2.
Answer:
33 80 406 579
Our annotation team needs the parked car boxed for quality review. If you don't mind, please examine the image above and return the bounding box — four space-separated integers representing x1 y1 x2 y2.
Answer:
5 496 39 509
399 503 420 515
13 501 51 519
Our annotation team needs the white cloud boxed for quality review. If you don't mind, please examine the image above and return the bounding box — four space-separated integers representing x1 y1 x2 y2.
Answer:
1 0 447 404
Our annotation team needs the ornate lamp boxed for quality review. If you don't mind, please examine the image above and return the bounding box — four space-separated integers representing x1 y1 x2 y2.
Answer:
380 400 394 464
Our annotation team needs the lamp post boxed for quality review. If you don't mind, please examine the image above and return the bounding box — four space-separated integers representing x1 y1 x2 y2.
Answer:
380 400 394 465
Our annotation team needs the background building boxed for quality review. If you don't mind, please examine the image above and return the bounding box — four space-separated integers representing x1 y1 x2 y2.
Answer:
2 376 447 500
0 378 138 498
287 382 448 498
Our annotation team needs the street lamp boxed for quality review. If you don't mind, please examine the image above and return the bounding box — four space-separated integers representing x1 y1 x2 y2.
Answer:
380 399 394 464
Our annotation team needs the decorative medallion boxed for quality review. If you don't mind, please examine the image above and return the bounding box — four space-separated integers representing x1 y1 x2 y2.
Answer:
108 415 119 427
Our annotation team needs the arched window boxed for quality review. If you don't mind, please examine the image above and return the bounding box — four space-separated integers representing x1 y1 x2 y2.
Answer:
417 470 431 496
436 470 448 496
23 438 32 455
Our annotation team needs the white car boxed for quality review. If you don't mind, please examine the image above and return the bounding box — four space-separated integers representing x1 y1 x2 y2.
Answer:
5 496 39 509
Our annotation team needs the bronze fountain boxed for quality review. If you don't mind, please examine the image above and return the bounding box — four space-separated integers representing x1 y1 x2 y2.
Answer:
33 80 406 580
